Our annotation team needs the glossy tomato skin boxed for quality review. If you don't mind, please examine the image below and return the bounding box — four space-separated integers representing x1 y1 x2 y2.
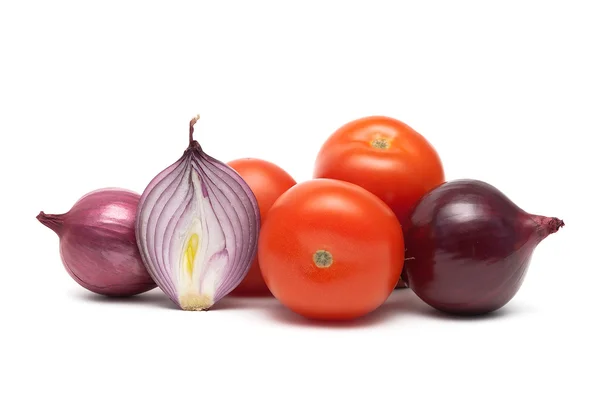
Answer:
227 158 296 297
258 178 405 321
313 116 445 226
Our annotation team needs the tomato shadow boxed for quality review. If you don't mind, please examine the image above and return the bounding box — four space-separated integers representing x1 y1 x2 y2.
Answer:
74 288 179 310
261 289 424 329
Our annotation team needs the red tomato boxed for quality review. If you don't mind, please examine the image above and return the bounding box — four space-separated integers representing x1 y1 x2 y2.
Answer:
227 158 296 296
258 178 404 321
313 115 445 225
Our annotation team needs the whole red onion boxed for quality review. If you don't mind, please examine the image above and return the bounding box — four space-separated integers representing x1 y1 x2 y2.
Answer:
37 188 157 296
401 179 564 315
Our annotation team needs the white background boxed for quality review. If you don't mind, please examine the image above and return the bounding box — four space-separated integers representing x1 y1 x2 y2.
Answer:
1 1 598 399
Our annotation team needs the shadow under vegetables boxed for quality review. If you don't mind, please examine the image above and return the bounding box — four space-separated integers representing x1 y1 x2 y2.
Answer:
76 288 279 312
75 288 178 310
76 286 530 321
262 288 529 328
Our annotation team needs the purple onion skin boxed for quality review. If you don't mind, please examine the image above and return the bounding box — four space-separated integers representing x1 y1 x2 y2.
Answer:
37 188 157 297
401 179 564 316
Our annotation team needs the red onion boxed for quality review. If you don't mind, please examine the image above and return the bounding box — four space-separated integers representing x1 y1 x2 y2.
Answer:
401 179 564 315
37 188 157 296
135 115 260 311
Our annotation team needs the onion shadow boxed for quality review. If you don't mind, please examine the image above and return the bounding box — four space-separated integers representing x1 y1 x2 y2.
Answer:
210 295 278 311
74 288 178 310
76 288 279 312
400 288 532 321
418 302 529 321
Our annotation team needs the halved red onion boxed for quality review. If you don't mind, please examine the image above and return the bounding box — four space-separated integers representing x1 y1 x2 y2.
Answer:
135 115 260 311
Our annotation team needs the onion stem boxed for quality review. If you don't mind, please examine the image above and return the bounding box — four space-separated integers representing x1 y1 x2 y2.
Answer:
36 211 64 235
189 114 200 145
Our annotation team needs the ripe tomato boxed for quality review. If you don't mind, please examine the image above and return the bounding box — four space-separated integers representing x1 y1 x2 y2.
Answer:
313 115 445 225
258 178 404 320
227 158 297 296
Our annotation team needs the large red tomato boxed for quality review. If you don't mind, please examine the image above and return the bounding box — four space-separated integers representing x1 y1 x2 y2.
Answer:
313 115 445 225
227 158 296 296
258 178 404 321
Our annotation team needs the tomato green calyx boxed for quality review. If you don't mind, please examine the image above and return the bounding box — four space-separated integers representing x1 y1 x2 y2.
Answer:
370 137 391 149
313 250 333 268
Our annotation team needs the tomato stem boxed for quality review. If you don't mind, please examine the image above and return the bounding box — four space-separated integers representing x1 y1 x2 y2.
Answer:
313 250 333 268
371 137 391 149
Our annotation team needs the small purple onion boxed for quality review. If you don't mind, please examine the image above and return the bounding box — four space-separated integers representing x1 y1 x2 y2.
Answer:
135 115 260 311
37 188 157 296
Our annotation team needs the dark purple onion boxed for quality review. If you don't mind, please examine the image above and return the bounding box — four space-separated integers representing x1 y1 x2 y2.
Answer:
37 188 157 296
401 179 564 315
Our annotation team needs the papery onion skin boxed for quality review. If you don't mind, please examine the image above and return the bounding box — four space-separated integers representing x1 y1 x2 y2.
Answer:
37 188 157 296
401 179 564 315
135 116 260 311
